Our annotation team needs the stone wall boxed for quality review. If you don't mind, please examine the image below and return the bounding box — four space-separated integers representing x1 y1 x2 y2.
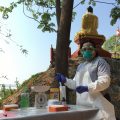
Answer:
105 58 120 119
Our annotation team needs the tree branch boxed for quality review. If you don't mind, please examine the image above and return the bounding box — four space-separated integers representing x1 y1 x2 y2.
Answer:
22 2 40 24
73 2 81 9
94 0 116 6
73 0 117 9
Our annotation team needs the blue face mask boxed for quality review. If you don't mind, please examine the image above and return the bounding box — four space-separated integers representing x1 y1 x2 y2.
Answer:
82 50 93 60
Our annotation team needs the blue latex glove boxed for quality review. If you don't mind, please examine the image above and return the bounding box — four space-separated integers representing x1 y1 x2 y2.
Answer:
55 73 66 83
76 86 88 94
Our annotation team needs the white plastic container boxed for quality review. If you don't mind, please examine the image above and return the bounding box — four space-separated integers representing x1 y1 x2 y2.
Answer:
47 99 61 106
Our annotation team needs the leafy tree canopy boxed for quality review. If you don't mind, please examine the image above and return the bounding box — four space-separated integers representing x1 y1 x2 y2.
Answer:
0 0 119 33
0 0 57 32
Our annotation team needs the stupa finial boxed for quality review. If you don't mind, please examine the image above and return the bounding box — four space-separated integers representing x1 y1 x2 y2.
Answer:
87 6 93 13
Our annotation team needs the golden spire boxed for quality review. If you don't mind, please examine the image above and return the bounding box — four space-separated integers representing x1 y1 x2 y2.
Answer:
80 6 98 35
73 6 111 58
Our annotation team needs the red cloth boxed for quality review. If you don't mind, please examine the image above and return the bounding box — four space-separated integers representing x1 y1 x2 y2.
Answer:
0 111 16 118
71 49 80 58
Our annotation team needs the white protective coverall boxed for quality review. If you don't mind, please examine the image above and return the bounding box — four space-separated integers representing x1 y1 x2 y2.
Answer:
65 56 116 120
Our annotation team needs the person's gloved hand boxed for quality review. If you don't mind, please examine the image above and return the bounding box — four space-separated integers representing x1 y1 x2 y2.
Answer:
55 73 66 83
76 86 88 94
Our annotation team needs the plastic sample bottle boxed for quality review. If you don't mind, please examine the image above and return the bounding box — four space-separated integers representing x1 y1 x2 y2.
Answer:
20 87 30 108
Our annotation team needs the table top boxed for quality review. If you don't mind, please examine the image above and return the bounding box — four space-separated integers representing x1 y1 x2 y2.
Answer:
0 105 103 120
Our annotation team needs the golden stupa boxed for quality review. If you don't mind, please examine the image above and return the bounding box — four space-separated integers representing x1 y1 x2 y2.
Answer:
74 6 111 58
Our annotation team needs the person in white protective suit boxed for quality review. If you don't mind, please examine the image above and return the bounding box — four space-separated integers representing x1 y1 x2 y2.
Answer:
55 41 116 120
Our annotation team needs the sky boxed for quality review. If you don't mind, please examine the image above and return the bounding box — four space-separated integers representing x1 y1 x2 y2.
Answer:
0 0 119 86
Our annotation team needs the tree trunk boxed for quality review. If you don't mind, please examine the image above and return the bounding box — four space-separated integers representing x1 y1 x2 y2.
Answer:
55 0 74 76
56 0 61 27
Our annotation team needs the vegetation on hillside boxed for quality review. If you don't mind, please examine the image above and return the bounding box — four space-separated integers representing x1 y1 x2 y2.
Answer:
103 35 120 52
102 35 120 59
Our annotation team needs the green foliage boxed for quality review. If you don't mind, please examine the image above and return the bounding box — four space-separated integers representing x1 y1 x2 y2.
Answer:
37 12 56 32
80 0 96 6
88 0 96 6
0 0 76 33
0 0 56 32
0 72 41 105
80 0 85 5
110 7 120 25
0 1 19 19
24 0 57 32
72 11 77 22
102 35 120 52
116 0 120 4
30 73 40 79
15 80 21 89
0 84 15 100
0 0 119 32
19 73 39 88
